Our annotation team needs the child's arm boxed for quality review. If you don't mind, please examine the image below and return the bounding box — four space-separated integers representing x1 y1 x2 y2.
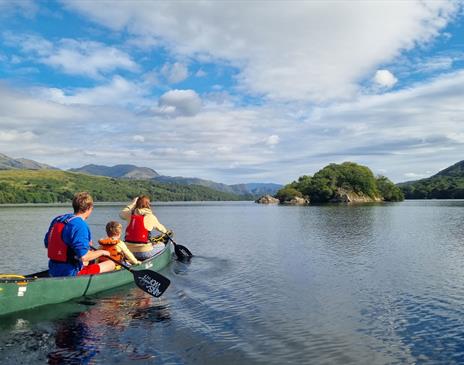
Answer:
118 241 141 265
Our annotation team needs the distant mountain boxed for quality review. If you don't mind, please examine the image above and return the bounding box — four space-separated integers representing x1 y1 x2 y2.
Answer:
69 164 160 179
230 182 282 196
0 153 57 170
69 163 281 196
433 160 464 178
153 175 232 191
0 169 245 203
0 154 279 200
398 160 464 199
153 176 281 196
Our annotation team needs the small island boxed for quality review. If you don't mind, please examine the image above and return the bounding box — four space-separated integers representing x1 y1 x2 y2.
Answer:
257 162 404 205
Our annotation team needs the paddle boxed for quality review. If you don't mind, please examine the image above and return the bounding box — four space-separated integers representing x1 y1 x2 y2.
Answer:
165 235 193 260
90 247 170 298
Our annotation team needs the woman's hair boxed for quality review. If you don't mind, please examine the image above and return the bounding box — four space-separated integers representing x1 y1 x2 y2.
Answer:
106 221 122 237
135 195 151 210
72 192 94 213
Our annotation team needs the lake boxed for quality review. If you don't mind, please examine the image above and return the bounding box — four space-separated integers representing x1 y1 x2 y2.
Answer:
1 200 464 364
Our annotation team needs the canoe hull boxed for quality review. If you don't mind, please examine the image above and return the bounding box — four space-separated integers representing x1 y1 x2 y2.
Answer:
0 246 172 316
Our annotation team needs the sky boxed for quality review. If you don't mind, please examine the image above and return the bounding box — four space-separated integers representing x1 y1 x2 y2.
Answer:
1 0 464 184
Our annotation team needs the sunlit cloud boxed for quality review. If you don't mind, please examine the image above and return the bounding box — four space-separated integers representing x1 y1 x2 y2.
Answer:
373 69 398 88
3 33 138 78
64 0 459 101
156 89 202 117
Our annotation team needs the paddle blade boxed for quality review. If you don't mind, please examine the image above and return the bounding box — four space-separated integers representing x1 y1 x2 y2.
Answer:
174 244 193 260
133 270 170 298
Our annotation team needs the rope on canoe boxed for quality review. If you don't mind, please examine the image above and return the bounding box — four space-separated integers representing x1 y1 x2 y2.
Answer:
0 274 26 279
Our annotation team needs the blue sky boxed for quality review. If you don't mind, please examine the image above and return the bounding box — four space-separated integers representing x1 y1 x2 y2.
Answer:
1 0 464 184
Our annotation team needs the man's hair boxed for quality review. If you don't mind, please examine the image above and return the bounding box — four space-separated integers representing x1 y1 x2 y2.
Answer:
135 195 151 210
72 192 94 213
106 221 122 237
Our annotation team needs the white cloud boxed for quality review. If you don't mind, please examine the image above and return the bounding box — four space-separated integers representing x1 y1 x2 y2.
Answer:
64 0 458 102
0 85 81 121
0 130 36 142
183 150 199 158
0 0 38 18
160 62 189 84
132 135 145 142
38 76 149 107
126 35 160 49
46 39 138 78
3 33 53 56
265 135 280 146
416 56 454 73
4 66 464 183
374 69 398 88
4 33 138 78
157 89 202 116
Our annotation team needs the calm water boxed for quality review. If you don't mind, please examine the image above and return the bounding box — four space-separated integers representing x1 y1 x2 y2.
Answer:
1 200 464 364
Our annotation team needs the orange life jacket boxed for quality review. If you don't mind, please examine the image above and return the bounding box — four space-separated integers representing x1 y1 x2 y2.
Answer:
125 215 149 243
98 238 124 262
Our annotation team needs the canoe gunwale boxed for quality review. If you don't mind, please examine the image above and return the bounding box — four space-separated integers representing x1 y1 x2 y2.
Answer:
1 244 171 283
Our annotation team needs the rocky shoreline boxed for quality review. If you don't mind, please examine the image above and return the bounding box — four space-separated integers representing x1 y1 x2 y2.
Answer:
255 194 309 205
255 188 381 206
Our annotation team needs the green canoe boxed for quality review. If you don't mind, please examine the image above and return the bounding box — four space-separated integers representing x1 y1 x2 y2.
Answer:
0 245 172 317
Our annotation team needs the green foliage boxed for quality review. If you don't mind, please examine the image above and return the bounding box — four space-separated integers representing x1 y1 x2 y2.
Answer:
275 186 302 203
307 162 379 203
277 162 403 203
305 177 334 203
376 176 404 201
399 176 464 199
0 170 245 204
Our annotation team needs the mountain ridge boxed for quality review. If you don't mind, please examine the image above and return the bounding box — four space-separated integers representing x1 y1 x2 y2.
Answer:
398 159 464 199
69 164 160 179
0 153 58 170
0 153 281 197
153 175 281 196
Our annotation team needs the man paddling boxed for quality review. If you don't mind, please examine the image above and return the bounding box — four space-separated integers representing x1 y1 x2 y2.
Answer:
44 192 115 277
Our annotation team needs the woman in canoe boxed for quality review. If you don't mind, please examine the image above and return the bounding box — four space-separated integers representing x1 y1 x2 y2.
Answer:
119 195 171 261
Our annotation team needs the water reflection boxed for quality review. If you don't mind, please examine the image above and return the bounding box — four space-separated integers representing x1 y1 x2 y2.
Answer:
48 314 97 365
4 201 464 364
299 204 378 258
0 286 172 364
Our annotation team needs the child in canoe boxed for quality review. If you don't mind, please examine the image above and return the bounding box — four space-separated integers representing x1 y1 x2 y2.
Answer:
98 221 141 266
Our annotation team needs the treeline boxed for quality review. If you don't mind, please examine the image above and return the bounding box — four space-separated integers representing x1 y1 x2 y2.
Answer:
0 170 246 203
276 162 404 203
399 176 464 199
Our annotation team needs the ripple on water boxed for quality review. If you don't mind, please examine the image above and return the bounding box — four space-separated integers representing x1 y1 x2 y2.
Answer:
358 289 464 364
4 201 464 364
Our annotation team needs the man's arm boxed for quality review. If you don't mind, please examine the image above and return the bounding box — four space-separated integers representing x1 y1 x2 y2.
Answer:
81 249 110 262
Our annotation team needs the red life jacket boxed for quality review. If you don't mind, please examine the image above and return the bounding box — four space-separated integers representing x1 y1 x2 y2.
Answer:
47 216 78 262
125 215 149 243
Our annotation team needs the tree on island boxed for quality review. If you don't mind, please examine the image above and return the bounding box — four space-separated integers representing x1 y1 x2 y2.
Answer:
275 162 404 203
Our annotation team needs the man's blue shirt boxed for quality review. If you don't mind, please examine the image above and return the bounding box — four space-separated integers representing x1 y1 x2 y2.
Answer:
44 213 92 277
